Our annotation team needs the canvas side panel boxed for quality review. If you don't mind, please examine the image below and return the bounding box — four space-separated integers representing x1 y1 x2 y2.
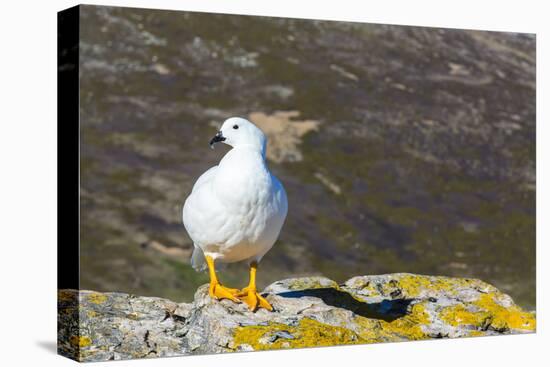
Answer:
57 5 81 362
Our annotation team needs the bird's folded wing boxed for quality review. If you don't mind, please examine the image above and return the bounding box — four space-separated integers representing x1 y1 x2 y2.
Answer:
191 165 218 193
183 172 228 247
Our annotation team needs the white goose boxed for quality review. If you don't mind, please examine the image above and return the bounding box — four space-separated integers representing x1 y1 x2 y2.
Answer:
182 117 288 311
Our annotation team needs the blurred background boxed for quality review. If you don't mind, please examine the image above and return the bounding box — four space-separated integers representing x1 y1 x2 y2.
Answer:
78 5 535 309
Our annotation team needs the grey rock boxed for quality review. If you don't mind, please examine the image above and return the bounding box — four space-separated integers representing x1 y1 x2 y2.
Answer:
58 273 536 362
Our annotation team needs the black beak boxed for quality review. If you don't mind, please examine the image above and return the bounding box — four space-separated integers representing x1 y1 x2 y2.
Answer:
209 131 226 149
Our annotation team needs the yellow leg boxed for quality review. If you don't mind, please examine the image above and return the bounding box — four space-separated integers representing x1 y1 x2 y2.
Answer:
237 262 273 312
205 255 240 303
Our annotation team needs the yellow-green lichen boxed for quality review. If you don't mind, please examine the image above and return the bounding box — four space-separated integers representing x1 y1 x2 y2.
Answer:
386 275 431 297
474 293 535 331
69 335 92 348
233 303 433 350
87 293 108 304
468 330 485 337
61 307 76 315
127 312 140 320
352 316 385 343
440 293 535 332
287 278 339 291
86 310 98 318
58 290 77 302
233 318 362 350
440 304 490 328
349 278 381 297
354 303 431 342
393 274 477 298
361 283 380 296
380 303 431 340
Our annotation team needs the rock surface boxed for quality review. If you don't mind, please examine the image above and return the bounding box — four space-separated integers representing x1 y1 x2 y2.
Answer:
58 273 535 361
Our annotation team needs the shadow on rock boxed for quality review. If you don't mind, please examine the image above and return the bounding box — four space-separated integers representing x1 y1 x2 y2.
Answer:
275 288 413 322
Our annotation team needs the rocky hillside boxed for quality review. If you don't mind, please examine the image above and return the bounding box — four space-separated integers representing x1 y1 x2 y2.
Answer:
78 6 536 309
58 273 535 362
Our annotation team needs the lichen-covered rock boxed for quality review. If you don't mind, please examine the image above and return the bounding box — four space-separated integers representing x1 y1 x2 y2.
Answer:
58 273 535 362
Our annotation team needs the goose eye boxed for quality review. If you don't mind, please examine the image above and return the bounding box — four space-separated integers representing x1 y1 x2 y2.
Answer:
233 125 239 129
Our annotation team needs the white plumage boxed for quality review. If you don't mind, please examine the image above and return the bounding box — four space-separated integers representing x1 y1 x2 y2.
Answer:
182 117 288 272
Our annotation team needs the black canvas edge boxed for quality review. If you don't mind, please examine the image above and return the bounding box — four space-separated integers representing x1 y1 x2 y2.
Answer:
57 4 81 362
